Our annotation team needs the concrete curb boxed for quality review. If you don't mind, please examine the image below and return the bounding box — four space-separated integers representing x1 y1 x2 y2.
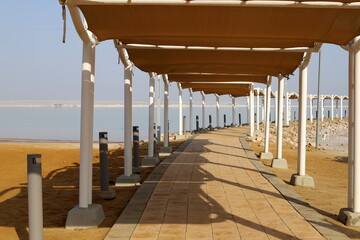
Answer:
239 134 351 240
104 136 196 240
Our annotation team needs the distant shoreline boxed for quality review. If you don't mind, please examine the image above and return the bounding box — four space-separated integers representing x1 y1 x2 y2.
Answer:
0 104 251 108
0 138 123 144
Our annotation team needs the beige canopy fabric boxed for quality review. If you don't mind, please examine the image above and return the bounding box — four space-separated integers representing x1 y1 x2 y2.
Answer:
181 82 251 90
168 74 268 84
188 83 252 97
79 4 360 47
127 49 304 76
193 88 250 97
288 92 299 99
254 88 265 96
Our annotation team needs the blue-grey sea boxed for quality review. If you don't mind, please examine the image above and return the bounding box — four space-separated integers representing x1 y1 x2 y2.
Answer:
0 105 341 142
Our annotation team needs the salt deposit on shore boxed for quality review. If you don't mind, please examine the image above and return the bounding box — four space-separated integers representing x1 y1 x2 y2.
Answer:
248 118 348 152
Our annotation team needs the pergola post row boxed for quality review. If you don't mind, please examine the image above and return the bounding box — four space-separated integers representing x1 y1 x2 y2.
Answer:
62 0 360 229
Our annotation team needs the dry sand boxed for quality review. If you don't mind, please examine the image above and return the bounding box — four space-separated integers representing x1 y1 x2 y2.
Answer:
0 139 185 240
250 140 360 239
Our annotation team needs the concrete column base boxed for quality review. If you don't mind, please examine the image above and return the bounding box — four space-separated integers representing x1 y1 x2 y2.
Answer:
65 204 105 229
159 147 173 157
115 174 140 187
141 156 160 167
271 158 288 169
338 208 360 226
97 189 116 200
260 151 273 159
290 174 315 188
175 134 185 140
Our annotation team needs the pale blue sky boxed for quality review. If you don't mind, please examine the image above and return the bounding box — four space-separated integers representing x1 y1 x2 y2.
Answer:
0 1 349 106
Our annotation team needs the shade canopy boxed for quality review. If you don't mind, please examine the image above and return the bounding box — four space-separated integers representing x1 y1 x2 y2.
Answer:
127 49 304 76
288 92 299 99
185 83 252 97
254 88 265 96
192 88 250 97
181 82 251 90
168 74 268 84
78 2 360 47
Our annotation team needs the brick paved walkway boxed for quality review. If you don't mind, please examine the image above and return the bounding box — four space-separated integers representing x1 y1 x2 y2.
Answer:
106 128 325 240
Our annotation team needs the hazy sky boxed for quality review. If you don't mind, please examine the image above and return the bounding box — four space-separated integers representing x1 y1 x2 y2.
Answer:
0 1 349 106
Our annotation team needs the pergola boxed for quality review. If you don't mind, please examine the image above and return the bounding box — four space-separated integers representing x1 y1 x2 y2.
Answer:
61 0 360 229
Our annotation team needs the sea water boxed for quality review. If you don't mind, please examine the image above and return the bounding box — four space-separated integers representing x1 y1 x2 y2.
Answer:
0 104 339 142
0 106 248 141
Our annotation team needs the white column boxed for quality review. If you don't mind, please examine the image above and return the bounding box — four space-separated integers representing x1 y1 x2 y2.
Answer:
79 43 95 208
177 83 183 135
289 100 292 121
276 76 285 159
321 96 324 121
284 92 289 126
148 73 156 158
264 78 272 153
262 89 266 123
275 91 278 127
201 92 206 128
297 58 309 176
163 75 169 148
353 47 360 212
249 85 254 136
232 97 236 126
349 50 355 209
189 89 193 131
309 96 313 123
216 94 220 127
156 75 161 142
340 97 344 119
256 89 260 130
331 95 334 120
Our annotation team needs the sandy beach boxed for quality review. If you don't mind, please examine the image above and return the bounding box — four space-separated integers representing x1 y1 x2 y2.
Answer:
0 138 186 240
1 122 359 240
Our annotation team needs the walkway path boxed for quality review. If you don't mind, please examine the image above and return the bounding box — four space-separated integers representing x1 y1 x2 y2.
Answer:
106 128 326 240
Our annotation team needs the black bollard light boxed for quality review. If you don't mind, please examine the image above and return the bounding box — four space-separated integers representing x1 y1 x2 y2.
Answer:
209 115 212 128
196 116 199 132
223 114 226 127
153 123 157 155
99 132 110 191
183 116 186 135
345 110 347 118
132 127 140 168
98 132 116 200
328 110 330 119
239 114 242 126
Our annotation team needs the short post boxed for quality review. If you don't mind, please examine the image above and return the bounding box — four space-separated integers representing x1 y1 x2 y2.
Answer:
223 114 226 127
157 126 161 143
294 111 296 121
27 154 43 240
132 127 140 168
239 114 242 126
196 116 199 132
345 110 347 118
183 116 187 135
153 123 157 155
328 110 330 119
209 115 212 128
99 132 110 192
98 132 116 200
316 111 318 119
